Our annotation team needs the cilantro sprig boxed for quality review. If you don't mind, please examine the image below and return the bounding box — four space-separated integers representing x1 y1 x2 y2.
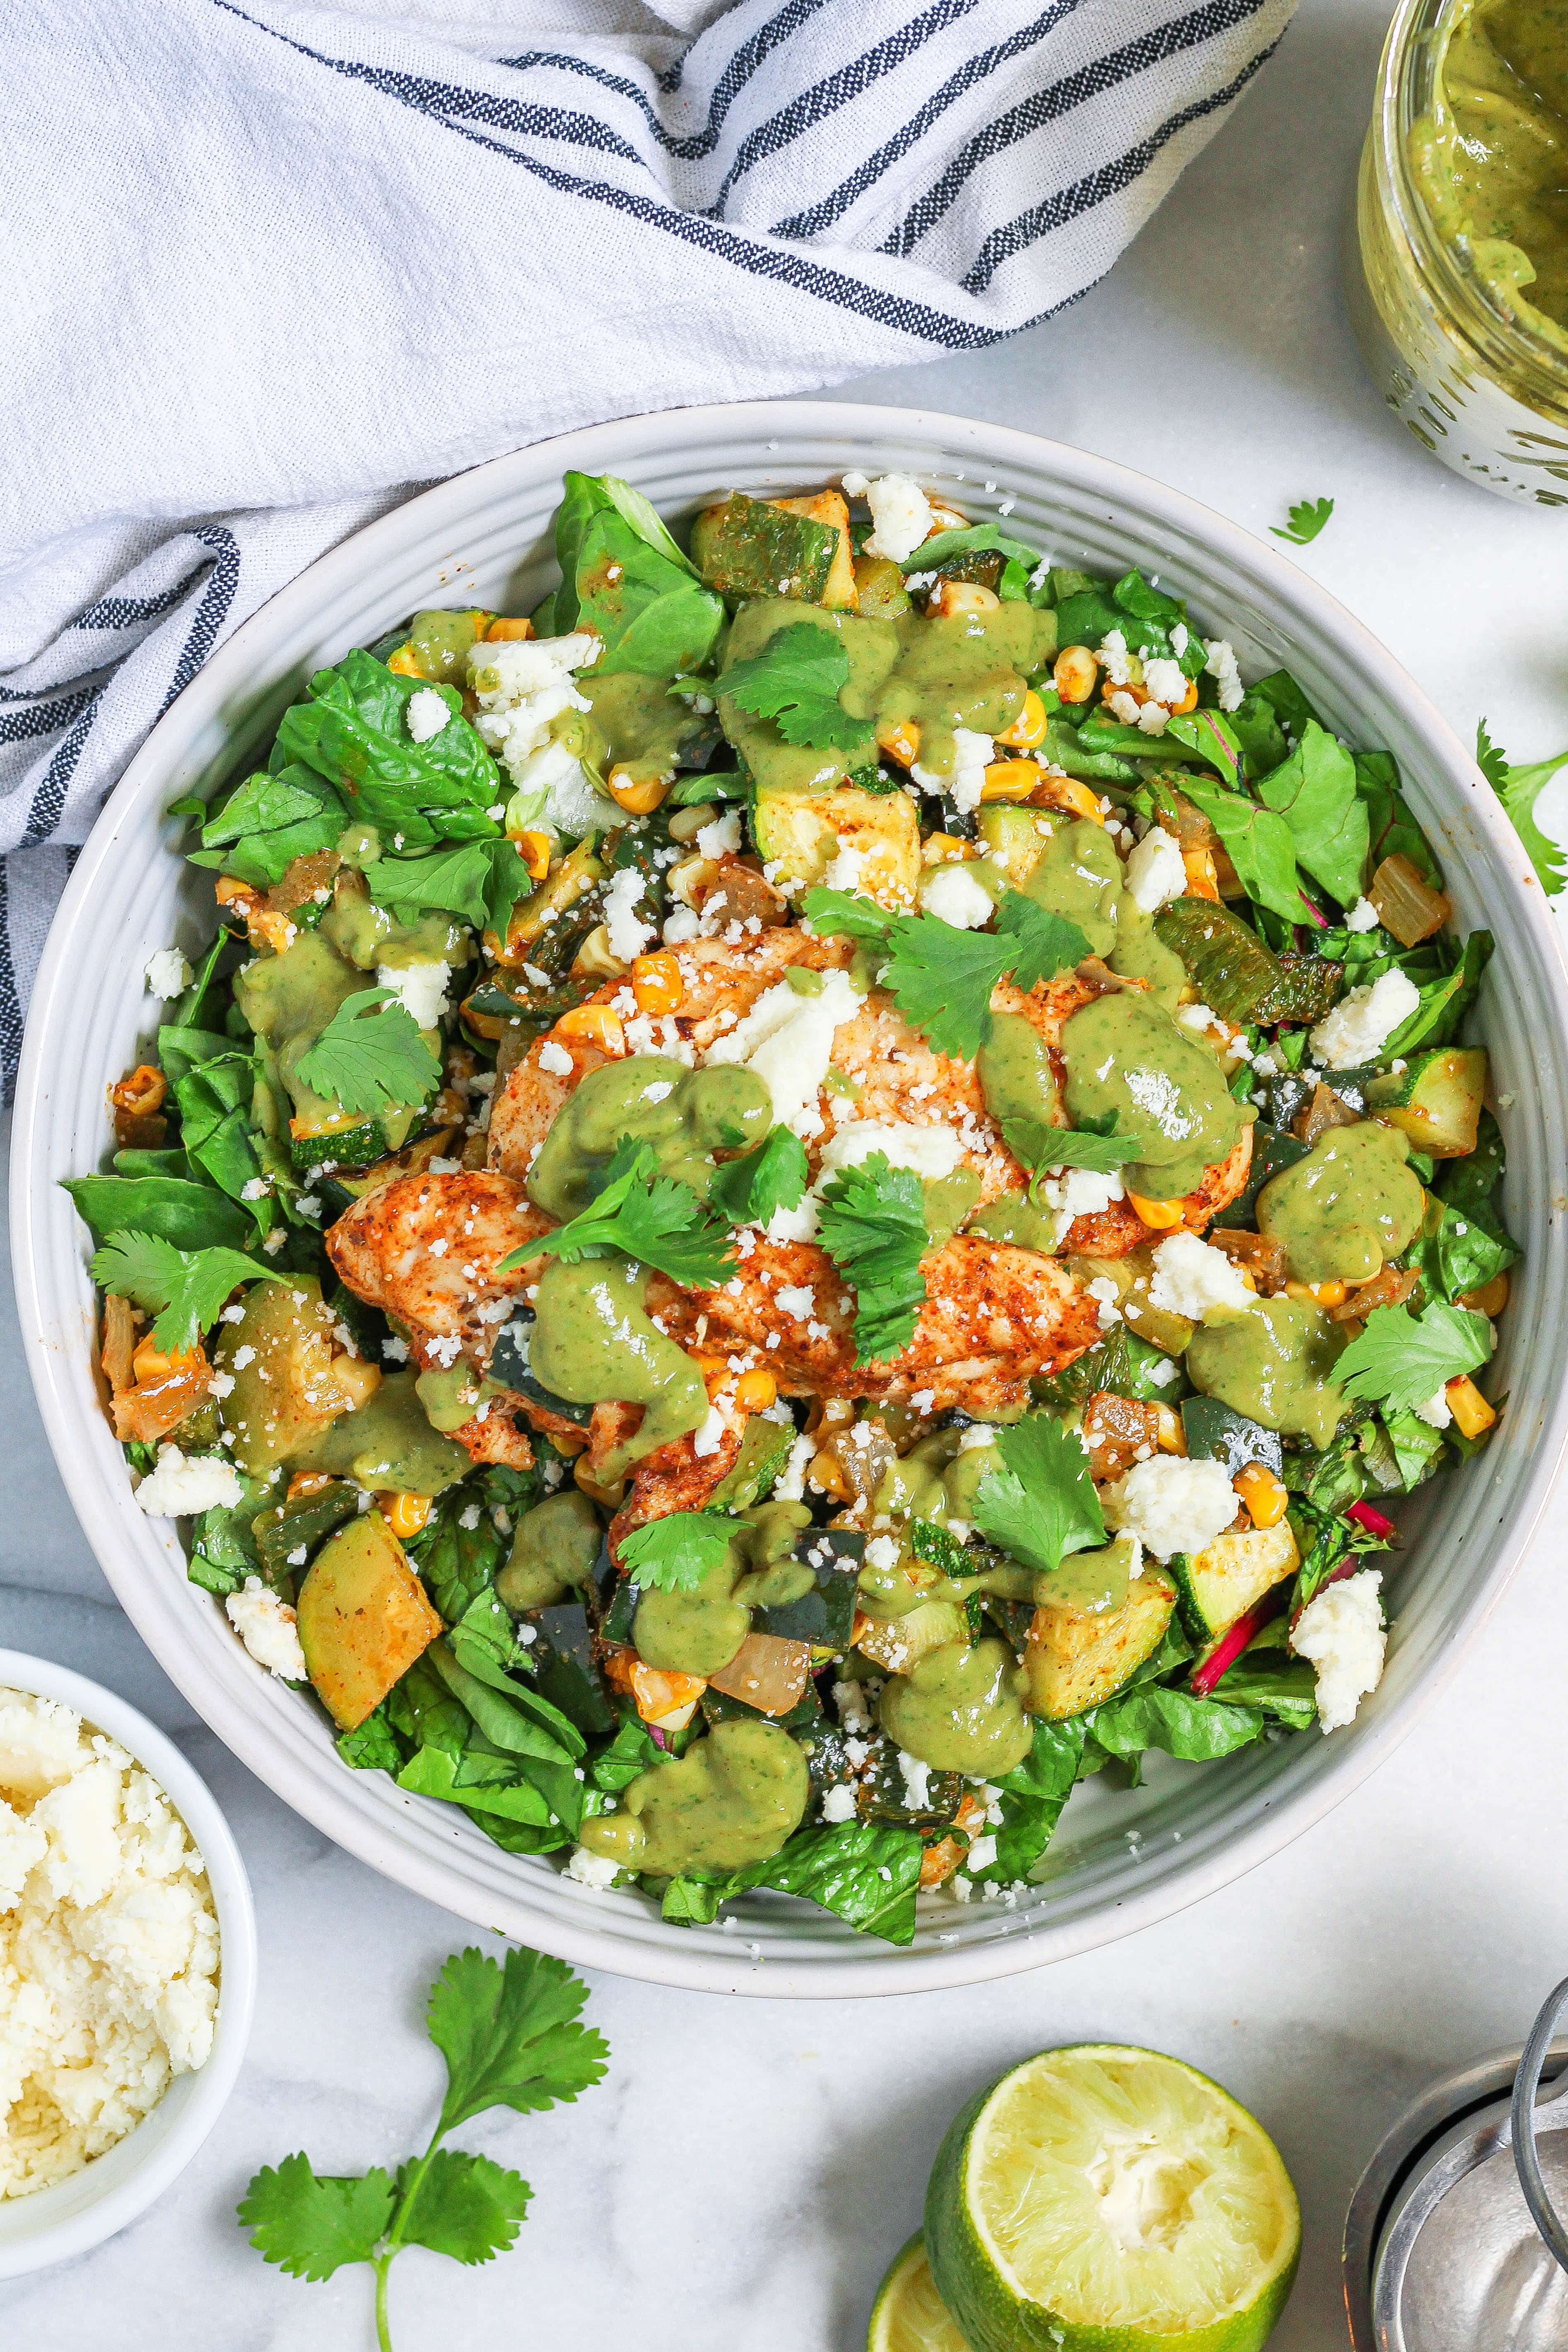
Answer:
239 1945 607 2352
295 987 443 1116
91 1229 283 1353
1334 1299 1491 1413
500 1138 736 1288
619 1509 736 1595
972 1413 1106 1578
1271 496 1334 546
707 1125 810 1227
816 1151 929 1365
999 1113 1146 1176
720 623 872 754
803 886 1089 1060
1476 719 1568 896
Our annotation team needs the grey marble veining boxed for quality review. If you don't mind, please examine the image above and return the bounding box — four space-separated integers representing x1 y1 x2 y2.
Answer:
6 5 1568 2343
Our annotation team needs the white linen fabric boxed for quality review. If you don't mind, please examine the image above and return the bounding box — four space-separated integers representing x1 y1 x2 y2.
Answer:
0 0 1295 1090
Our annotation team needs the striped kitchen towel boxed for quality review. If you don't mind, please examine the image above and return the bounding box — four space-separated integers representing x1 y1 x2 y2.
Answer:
0 0 1295 1093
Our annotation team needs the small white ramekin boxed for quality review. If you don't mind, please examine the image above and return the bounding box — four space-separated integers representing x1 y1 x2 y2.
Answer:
0 1647 256 2278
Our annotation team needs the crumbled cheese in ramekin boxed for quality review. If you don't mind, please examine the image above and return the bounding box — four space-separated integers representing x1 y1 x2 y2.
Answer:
0 1688 220 2199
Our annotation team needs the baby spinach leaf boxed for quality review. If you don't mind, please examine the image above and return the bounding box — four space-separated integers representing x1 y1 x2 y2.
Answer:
899 522 1042 573
62 1171 254 1253
363 839 528 937
188 765 347 886
278 652 503 848
558 502 722 680
663 1818 925 1945
1174 777 1308 924
1253 719 1369 907
1087 1684 1266 1761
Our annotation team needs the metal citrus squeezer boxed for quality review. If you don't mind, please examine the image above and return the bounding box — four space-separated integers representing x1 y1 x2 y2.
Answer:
1344 1979 1568 2347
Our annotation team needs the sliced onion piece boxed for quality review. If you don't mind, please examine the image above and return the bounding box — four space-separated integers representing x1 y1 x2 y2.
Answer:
1370 852 1451 946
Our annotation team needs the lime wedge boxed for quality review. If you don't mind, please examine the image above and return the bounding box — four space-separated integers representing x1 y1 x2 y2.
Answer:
924 2045 1300 2352
869 2233 975 2352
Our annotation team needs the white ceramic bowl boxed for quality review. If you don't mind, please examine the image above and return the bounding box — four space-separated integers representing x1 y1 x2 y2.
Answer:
14 403 1568 1998
0 1648 256 2275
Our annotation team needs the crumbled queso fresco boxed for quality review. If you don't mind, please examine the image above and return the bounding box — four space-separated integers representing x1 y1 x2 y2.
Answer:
0 1689 220 2198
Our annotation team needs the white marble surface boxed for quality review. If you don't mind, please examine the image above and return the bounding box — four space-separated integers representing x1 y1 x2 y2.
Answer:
7 4 1568 2343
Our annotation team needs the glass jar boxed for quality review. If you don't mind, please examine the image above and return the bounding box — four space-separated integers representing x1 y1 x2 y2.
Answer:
1348 0 1568 505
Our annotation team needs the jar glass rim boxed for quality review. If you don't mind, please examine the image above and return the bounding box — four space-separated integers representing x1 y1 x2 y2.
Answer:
1376 0 1568 404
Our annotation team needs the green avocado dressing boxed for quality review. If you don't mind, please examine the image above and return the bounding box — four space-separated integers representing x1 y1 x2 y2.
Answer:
405 608 486 681
634 1500 815 1675
877 1636 1033 1775
577 1717 809 1875
528 1055 772 1221
1059 992 1253 1199
236 929 379 1132
528 1256 708 1478
496 1491 602 1613
1185 1297 1349 1449
1257 1120 1425 1283
1015 815 1185 1005
321 883 464 976
717 596 1055 796
1411 0 1568 356
291 1367 472 1493
579 670 714 792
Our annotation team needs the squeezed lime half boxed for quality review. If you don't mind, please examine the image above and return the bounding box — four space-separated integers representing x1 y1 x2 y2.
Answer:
924 2045 1300 2352
869 2232 976 2352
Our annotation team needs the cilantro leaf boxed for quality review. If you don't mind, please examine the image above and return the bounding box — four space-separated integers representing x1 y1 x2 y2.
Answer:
999 1119 1146 1174
394 2150 530 2265
239 1943 608 2347
816 1151 929 1365
295 987 443 1116
877 917 1018 1061
973 1413 1106 1577
429 1945 609 2136
238 2155 395 2281
800 887 895 945
1270 496 1335 546
992 893 1092 990
619 1510 737 1595
1178 776 1309 925
803 886 1088 1062
1333 1299 1492 1412
515 1138 736 1288
1253 719 1369 907
707 1126 809 1227
721 624 872 753
363 839 530 938
91 1228 282 1353
1476 719 1568 895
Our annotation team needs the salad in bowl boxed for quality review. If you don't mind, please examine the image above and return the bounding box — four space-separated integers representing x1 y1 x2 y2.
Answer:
63 462 1515 1946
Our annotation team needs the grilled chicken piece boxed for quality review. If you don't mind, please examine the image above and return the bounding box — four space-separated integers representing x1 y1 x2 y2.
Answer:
325 1171 547 1362
486 934 1251 1251
688 1233 1102 1415
605 1418 744 1560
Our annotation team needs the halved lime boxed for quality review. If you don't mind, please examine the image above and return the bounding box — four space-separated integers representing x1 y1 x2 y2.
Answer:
869 2232 975 2352
924 2045 1300 2352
